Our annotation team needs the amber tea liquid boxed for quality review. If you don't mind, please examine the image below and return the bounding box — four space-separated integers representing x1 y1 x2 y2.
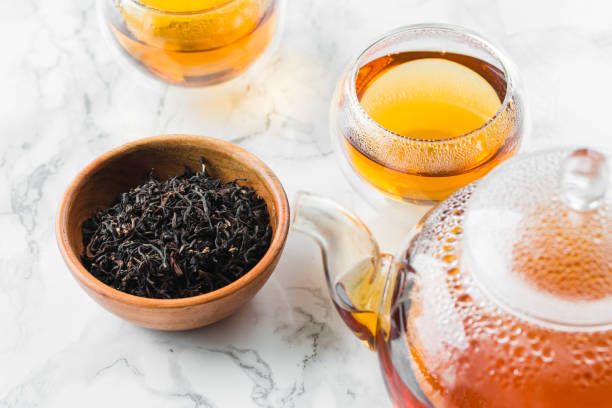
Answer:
344 51 521 203
107 0 278 86
331 258 388 350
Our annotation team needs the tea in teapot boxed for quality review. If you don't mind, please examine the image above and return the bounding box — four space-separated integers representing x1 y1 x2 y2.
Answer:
294 148 611 407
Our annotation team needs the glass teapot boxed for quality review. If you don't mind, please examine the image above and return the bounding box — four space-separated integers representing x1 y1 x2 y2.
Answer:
293 148 611 408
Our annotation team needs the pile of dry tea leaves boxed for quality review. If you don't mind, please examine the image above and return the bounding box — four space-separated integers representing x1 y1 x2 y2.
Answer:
81 160 272 299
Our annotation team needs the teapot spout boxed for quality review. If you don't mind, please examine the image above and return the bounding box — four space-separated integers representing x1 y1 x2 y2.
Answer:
292 192 397 350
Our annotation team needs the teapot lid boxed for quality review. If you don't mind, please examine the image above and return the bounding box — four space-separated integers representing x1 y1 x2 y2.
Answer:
463 148 612 328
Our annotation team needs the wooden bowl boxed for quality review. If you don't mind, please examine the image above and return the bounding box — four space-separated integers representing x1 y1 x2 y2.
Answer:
56 134 290 330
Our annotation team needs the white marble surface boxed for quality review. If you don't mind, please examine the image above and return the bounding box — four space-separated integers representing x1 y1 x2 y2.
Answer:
1 0 611 407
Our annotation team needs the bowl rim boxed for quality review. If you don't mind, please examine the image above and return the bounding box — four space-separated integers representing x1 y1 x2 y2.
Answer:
55 134 290 309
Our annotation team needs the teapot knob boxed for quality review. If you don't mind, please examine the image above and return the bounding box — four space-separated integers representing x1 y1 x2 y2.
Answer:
560 148 609 211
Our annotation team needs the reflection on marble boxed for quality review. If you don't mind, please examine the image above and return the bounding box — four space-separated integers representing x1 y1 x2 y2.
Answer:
1 0 611 406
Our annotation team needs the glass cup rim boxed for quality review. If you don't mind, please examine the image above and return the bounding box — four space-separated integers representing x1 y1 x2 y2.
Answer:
347 23 517 144
124 0 241 15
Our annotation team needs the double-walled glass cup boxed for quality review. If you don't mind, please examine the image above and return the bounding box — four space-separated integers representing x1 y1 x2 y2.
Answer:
331 24 527 204
100 0 281 86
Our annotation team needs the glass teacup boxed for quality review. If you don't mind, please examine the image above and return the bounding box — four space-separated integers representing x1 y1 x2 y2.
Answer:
331 24 527 204
100 0 282 86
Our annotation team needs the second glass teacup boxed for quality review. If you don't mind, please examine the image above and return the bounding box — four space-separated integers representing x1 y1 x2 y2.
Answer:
331 24 527 204
100 0 281 86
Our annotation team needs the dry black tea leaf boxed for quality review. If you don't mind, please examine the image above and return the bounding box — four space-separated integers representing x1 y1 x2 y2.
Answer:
81 159 272 299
